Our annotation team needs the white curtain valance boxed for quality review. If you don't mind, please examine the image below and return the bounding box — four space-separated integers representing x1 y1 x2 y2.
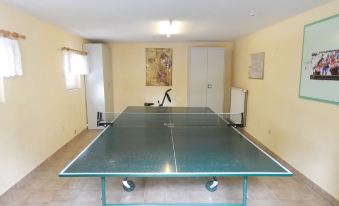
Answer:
0 37 23 77
64 50 88 75
63 50 88 90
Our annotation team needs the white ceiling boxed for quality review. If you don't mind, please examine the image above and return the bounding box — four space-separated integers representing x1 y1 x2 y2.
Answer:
0 0 332 42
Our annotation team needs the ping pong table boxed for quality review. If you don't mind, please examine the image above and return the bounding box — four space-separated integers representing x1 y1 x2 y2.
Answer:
59 106 292 206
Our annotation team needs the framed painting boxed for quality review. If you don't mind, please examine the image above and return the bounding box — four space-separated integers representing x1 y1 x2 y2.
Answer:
299 14 339 104
248 52 265 79
146 48 173 86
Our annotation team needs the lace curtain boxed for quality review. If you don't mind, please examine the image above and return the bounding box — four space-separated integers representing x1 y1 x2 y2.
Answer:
0 37 23 103
63 50 88 90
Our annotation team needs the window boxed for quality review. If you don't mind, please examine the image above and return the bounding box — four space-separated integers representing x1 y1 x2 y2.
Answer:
63 50 88 90
0 36 23 103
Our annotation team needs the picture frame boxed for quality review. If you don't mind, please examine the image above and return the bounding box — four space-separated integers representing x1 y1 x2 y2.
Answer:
145 48 173 86
248 52 265 79
299 14 339 104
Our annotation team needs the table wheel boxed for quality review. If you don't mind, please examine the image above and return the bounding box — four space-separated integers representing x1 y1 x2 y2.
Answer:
205 177 218 192
122 178 135 192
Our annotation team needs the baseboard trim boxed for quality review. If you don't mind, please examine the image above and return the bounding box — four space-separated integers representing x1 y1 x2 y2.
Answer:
238 128 339 206
1 127 89 195
3 127 338 206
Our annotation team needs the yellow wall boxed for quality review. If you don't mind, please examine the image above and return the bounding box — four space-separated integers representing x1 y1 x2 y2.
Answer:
0 3 87 195
232 1 339 200
111 42 233 112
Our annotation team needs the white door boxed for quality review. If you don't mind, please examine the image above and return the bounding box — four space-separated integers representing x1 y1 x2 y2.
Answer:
189 48 208 107
189 47 224 113
206 48 224 113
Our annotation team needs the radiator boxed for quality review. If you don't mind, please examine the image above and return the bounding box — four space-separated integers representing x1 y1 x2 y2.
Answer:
230 87 248 127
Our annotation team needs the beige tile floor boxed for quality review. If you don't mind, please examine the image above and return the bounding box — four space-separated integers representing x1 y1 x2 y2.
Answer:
0 130 333 206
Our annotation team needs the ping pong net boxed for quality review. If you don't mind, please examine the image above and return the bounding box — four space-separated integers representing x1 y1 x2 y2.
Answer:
97 111 244 128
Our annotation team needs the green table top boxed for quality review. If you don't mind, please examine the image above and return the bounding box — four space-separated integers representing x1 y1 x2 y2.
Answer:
59 106 292 177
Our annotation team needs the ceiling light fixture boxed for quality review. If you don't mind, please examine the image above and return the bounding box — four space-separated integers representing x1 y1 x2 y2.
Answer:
167 21 174 38
159 20 179 38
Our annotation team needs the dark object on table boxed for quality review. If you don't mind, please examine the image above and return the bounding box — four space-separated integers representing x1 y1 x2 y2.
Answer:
158 89 172 106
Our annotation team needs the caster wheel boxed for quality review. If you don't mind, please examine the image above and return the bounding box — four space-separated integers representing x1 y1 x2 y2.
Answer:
205 180 218 192
123 180 135 192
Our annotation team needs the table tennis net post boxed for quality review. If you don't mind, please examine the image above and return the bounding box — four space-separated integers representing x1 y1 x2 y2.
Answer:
218 112 244 127
96 112 120 127
97 112 244 128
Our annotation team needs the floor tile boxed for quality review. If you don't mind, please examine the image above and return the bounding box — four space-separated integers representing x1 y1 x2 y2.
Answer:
0 130 334 206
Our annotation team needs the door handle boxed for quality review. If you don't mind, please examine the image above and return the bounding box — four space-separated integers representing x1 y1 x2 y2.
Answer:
207 84 212 88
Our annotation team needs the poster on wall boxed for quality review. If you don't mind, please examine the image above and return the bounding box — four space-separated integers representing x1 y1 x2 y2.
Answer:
309 49 338 80
299 14 339 104
146 48 173 86
248 52 265 79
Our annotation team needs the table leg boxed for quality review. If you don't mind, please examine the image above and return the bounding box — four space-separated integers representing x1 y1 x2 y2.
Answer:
101 177 107 206
99 176 247 206
242 176 248 206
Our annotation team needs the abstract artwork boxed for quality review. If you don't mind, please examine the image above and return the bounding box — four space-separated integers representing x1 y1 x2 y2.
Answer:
299 14 339 104
146 48 172 86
